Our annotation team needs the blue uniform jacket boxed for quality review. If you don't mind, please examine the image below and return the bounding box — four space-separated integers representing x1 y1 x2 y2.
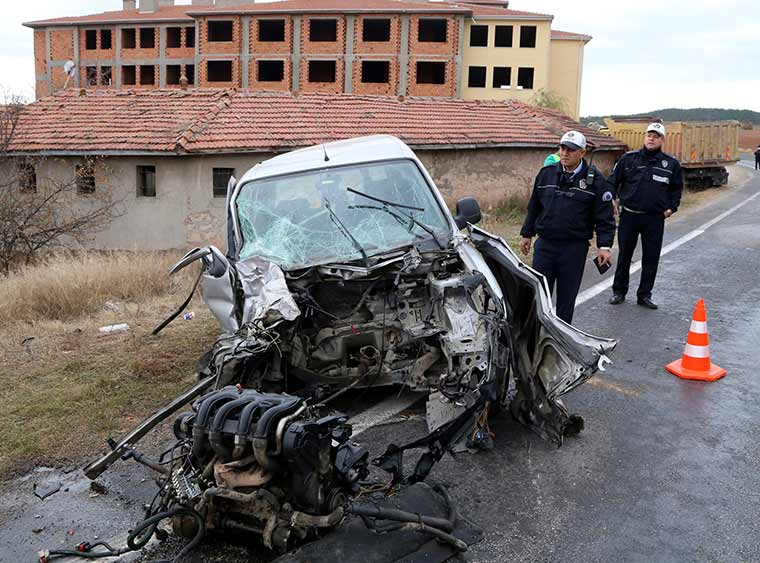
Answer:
607 148 684 214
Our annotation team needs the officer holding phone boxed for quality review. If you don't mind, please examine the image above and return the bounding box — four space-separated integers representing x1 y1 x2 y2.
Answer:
520 131 616 324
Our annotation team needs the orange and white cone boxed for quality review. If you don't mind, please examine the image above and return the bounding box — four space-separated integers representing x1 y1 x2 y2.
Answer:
666 299 726 382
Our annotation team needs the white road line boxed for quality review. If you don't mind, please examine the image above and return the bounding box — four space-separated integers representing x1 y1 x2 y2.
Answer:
737 161 756 170
350 390 427 436
576 190 760 306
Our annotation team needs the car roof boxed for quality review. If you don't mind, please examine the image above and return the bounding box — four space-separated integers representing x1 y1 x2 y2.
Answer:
237 135 417 183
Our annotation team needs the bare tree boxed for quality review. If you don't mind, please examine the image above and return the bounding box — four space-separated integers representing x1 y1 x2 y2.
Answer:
530 88 570 116
0 96 123 275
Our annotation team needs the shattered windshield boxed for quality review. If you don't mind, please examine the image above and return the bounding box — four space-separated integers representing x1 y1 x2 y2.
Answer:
236 159 451 270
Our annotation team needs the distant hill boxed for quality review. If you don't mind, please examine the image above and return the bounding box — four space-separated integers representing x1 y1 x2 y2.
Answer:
582 108 760 126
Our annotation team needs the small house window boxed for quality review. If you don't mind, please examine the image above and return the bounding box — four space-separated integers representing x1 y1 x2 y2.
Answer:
86 66 98 86
467 66 486 88
185 27 196 48
122 65 137 85
416 61 445 84
361 60 390 83
137 166 156 197
17 160 37 193
208 20 234 42
520 25 537 48
492 66 511 88
517 67 534 89
186 64 196 85
122 28 136 49
308 60 336 82
100 66 112 86
167 65 182 85
257 60 285 82
140 65 155 85
495 25 513 47
363 19 390 42
259 19 285 42
140 27 155 49
418 19 447 42
309 19 337 42
469 25 488 47
167 27 182 48
101 29 112 50
207 60 233 82
213 168 235 198
86 30 97 50
76 162 96 195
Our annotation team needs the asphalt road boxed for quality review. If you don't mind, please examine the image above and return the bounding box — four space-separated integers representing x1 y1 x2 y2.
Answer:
5 164 760 563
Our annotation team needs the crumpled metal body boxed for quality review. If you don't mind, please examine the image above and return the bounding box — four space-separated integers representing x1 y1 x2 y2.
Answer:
236 256 301 326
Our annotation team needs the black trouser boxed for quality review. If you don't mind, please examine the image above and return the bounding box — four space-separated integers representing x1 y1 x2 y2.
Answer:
755 157 759 170
532 238 589 324
612 210 665 299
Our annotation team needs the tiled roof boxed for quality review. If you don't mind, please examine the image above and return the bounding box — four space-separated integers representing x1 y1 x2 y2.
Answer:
551 29 592 41
24 5 194 27
8 89 624 154
461 3 552 18
189 0 471 15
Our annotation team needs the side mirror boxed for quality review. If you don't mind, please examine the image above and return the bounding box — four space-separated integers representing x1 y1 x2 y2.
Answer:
454 197 481 229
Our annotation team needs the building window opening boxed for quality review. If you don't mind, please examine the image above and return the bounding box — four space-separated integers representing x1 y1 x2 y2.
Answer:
259 19 285 42
167 27 182 48
308 60 337 82
101 29 112 50
122 28 136 49
123 65 137 85
363 19 390 42
257 60 285 82
185 27 196 48
186 64 195 85
416 61 445 84
76 162 96 195
100 66 112 86
469 25 487 47
85 66 98 86
85 30 97 50
418 19 447 43
140 27 156 49
517 67 534 89
140 65 156 85
495 25 513 47
520 25 537 48
467 66 486 88
207 60 233 82
167 65 182 85
309 19 337 42
492 66 511 88
17 160 37 193
208 20 234 42
213 168 235 198
361 60 390 83
137 166 156 197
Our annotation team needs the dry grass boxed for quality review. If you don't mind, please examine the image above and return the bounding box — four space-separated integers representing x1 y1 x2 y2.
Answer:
0 251 219 480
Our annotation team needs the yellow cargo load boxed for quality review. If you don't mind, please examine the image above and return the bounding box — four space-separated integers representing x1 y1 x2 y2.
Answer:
602 117 740 188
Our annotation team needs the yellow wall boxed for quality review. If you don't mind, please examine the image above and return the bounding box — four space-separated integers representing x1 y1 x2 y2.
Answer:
549 39 585 120
461 18 552 104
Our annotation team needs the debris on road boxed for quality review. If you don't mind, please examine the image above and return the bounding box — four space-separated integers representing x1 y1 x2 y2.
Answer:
98 323 129 334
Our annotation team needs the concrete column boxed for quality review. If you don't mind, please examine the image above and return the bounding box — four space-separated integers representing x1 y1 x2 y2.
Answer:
45 28 52 96
455 16 464 97
344 15 355 94
159 26 166 86
292 16 301 91
115 25 122 88
399 15 410 96
194 21 201 86
242 16 251 89
73 28 80 88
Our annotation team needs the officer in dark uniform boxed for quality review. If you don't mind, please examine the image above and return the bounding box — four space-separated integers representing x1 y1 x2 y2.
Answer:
608 123 684 309
520 131 616 324
754 145 760 170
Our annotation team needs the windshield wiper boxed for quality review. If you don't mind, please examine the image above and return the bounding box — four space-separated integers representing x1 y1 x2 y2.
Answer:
322 197 370 266
347 187 445 250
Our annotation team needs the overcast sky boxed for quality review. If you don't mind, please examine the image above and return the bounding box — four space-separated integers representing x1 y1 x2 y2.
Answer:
2 0 758 116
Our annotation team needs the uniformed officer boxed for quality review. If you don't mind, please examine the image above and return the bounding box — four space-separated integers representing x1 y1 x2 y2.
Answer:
520 131 616 324
754 145 760 170
608 123 684 309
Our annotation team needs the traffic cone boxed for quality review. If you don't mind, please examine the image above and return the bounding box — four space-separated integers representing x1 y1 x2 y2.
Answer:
666 299 726 382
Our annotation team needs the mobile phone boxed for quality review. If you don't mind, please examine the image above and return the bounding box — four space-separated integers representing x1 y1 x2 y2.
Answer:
593 256 611 275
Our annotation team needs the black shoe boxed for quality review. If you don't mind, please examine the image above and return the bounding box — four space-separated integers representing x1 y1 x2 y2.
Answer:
609 294 625 305
637 297 658 309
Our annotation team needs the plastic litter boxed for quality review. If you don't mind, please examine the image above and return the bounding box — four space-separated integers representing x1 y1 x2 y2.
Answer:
98 323 130 333
183 311 195 320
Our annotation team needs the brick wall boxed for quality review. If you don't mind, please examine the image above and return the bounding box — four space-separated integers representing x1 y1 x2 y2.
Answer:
352 56 398 96
50 28 75 61
250 16 294 55
353 15 401 55
79 27 116 61
299 57 345 93
199 16 242 55
198 57 241 88
249 58 292 91
165 26 195 60
121 27 160 60
406 58 456 97
301 15 346 55
34 30 48 98
408 15 458 56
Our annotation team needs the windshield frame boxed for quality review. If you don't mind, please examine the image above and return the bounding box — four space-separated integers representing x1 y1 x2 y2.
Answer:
229 157 456 267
